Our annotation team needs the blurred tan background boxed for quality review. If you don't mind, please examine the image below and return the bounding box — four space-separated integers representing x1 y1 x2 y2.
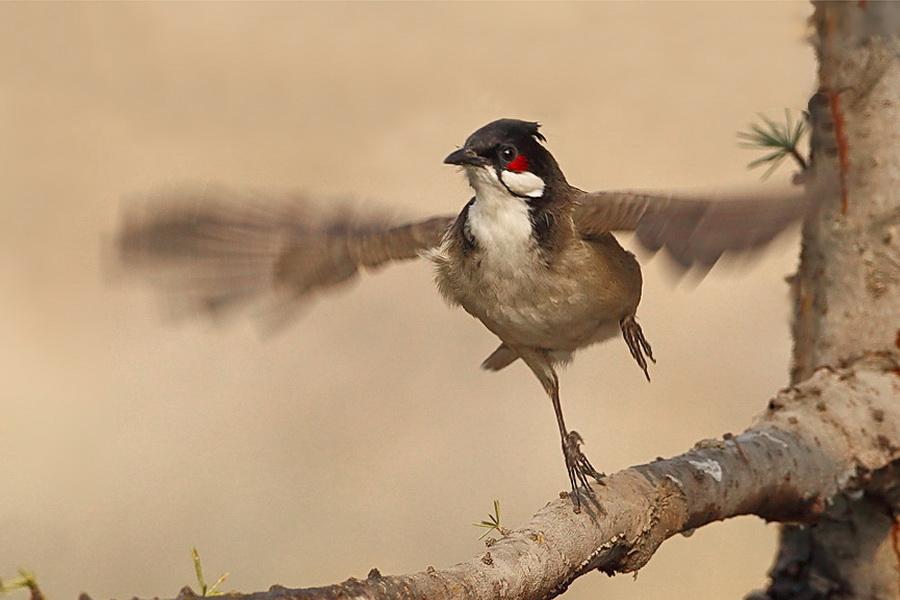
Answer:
0 3 814 599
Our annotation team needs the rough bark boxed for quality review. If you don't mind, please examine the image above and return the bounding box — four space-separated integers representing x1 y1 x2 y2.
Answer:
792 2 900 382
766 3 900 599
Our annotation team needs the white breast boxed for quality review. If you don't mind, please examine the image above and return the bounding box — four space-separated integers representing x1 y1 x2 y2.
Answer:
465 166 536 274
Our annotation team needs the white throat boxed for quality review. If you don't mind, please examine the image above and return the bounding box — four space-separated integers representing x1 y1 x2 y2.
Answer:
464 166 536 271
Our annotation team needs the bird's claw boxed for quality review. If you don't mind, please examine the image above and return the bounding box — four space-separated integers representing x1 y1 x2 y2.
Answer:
563 430 605 509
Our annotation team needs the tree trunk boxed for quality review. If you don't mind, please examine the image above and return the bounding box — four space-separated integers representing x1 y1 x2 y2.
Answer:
767 2 900 599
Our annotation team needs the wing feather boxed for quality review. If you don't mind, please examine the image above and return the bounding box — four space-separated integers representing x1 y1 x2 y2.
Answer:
116 185 453 322
573 189 807 269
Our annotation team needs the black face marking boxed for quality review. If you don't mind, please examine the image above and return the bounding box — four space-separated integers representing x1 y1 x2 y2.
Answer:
455 197 477 255
527 202 556 251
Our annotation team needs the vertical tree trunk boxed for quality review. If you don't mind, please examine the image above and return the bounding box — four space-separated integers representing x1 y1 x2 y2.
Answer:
767 3 900 598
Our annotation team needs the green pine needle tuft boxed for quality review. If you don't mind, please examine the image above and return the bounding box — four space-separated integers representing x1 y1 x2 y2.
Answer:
192 547 229 597
473 499 503 540
738 108 809 178
0 570 38 596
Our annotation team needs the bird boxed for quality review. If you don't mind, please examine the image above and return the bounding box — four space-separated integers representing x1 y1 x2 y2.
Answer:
117 118 806 507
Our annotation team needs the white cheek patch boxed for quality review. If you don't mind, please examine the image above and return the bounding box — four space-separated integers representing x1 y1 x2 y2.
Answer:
500 169 545 198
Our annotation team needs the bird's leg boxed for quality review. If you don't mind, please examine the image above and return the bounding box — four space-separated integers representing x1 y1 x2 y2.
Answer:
621 314 655 381
517 348 604 508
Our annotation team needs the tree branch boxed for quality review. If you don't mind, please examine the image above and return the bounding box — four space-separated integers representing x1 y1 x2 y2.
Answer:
106 353 898 600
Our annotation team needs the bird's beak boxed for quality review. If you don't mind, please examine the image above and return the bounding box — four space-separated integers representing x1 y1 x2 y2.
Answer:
443 147 486 167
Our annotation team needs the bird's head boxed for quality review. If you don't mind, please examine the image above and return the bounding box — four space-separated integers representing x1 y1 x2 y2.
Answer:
444 119 565 200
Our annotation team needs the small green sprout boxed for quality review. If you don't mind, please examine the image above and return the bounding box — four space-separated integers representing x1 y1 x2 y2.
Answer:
738 108 809 177
0 570 40 598
473 500 506 540
191 547 229 597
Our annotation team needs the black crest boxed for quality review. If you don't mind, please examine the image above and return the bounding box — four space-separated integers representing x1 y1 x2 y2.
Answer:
463 119 546 149
458 118 563 186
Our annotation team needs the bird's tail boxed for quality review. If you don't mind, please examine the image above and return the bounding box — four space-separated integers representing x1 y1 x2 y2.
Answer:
481 344 519 371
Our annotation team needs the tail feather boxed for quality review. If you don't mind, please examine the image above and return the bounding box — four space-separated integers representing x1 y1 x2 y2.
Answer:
481 344 519 371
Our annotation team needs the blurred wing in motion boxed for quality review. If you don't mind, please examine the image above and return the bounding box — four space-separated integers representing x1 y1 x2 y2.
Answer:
573 189 807 270
116 185 453 325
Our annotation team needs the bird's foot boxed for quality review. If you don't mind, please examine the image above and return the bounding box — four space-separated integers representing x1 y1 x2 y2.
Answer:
563 430 605 510
621 315 655 381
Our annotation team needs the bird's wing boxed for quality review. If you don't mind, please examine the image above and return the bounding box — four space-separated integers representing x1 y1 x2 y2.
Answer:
573 189 807 269
116 185 453 324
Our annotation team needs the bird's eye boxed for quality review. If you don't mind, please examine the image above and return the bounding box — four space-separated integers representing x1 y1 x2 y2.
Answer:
499 146 517 163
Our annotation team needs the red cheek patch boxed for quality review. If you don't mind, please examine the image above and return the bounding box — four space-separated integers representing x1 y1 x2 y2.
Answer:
506 154 529 172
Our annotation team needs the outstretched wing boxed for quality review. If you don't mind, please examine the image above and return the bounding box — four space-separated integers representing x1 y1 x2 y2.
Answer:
116 185 453 323
573 189 807 269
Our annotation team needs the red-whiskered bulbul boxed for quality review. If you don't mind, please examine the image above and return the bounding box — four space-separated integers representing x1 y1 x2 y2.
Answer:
119 118 806 507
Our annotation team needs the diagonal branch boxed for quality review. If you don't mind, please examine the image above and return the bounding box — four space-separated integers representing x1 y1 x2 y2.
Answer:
104 353 899 600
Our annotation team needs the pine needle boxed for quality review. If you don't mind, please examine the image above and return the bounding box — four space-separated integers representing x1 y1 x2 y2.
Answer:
738 108 809 178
